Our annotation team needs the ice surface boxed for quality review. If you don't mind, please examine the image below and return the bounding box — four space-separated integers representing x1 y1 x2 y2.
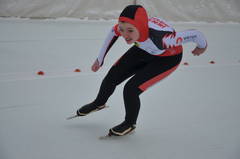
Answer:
0 18 240 159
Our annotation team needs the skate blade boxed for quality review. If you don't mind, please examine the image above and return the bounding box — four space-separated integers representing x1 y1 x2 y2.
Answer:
66 105 109 120
99 130 135 140
66 115 79 120
99 135 112 140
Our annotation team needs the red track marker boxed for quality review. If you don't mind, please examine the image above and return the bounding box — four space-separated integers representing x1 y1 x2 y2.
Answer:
74 68 81 72
37 71 45 75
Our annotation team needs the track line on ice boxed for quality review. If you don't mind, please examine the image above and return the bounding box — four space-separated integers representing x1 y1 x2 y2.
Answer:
0 62 239 82
0 104 40 111
0 38 103 44
180 63 240 69
0 70 106 82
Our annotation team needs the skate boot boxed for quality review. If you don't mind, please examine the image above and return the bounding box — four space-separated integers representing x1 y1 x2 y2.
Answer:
77 103 106 116
109 121 136 136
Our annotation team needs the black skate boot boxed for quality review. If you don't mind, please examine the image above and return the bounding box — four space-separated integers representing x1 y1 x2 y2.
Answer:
109 121 136 136
77 103 106 116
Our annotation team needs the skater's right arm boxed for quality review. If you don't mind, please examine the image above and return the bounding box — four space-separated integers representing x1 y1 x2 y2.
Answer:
92 25 120 72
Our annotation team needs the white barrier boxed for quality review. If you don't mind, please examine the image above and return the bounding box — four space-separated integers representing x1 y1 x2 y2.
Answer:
0 0 240 22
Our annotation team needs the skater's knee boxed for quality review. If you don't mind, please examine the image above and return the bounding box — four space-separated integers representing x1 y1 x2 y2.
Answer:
102 76 117 87
123 82 142 97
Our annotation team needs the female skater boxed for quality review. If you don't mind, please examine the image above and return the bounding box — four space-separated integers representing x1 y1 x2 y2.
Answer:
76 5 207 136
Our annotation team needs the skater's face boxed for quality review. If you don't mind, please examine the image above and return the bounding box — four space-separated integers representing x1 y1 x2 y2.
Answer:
118 21 140 44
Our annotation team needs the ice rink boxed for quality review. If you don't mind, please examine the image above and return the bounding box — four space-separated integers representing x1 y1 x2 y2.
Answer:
0 18 240 159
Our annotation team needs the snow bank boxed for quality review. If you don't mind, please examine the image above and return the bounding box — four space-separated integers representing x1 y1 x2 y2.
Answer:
0 0 240 22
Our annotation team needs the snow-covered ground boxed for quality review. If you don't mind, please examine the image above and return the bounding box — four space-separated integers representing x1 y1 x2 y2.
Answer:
0 18 240 159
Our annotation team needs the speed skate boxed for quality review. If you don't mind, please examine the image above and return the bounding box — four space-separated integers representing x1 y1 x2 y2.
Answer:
99 130 136 140
66 105 109 120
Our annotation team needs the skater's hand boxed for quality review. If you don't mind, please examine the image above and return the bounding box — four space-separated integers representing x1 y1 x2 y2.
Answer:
91 59 101 72
192 43 207 56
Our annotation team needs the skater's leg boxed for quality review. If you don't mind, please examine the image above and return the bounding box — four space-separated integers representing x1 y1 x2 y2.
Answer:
93 46 148 106
123 53 183 125
77 46 148 116
123 81 142 125
109 53 182 136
